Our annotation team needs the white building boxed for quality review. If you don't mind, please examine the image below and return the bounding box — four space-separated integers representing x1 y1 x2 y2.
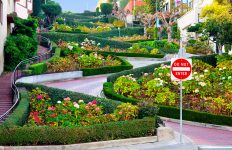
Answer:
0 0 33 75
177 0 213 42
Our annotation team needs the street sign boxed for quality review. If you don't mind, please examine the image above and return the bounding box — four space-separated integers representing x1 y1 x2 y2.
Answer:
171 58 192 81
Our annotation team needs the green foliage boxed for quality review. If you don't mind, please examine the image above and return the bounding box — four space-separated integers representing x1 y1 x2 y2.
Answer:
216 54 232 64
89 27 144 38
0 117 155 145
171 23 180 40
12 17 37 38
0 91 30 128
128 44 149 54
139 40 179 54
187 23 204 33
100 3 113 16
81 57 133 76
150 48 159 55
186 41 213 55
4 34 37 71
114 75 141 98
32 0 42 16
42 1 62 24
29 63 48 75
113 20 125 28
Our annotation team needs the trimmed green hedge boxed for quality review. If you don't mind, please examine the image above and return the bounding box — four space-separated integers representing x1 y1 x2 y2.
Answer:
0 91 30 128
17 83 121 114
29 63 47 75
89 27 144 38
84 50 165 58
0 83 156 145
40 32 133 50
81 57 133 76
107 54 217 83
0 117 155 145
103 82 232 126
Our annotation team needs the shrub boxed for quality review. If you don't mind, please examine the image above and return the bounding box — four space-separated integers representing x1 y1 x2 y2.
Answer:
29 63 47 75
4 34 38 71
186 41 213 55
128 44 149 54
113 20 125 28
47 57 77 73
150 48 159 55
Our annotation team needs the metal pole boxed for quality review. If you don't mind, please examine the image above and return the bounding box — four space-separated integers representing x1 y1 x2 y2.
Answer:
180 80 183 143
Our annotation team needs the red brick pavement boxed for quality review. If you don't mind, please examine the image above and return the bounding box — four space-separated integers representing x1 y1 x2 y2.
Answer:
165 121 232 145
37 45 49 55
0 73 12 117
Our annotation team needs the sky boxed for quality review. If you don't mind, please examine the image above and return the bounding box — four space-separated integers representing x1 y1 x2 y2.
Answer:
54 0 99 13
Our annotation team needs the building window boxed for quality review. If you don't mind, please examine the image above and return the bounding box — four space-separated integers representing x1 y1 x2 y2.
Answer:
0 0 2 24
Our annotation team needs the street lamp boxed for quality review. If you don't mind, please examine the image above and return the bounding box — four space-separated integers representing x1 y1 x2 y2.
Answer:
118 27 121 37
63 18 66 25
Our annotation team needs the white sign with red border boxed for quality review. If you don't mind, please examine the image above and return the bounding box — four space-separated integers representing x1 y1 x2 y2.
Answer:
171 58 192 81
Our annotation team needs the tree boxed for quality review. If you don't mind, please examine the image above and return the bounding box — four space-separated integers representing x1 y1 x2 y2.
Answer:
100 3 113 17
42 1 62 25
201 0 232 53
32 0 42 16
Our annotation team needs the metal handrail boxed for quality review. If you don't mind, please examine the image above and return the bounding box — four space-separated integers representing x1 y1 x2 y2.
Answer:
0 35 53 122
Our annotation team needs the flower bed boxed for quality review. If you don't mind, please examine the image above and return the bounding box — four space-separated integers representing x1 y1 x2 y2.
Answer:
111 35 151 42
103 54 232 126
0 83 156 145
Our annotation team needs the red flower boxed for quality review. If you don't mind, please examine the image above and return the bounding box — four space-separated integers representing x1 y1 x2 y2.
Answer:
50 113 57 117
37 95 43 100
92 100 97 105
48 106 56 111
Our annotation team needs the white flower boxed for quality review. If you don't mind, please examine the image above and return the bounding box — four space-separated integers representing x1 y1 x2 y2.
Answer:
219 68 223 71
204 69 208 73
194 72 198 75
144 73 149 76
74 103 80 108
223 67 227 70
159 73 163 76
200 75 204 78
222 77 226 80
78 100 84 103
57 101 62 104
68 45 73 50
228 50 232 55
228 76 231 80
97 43 101 46
167 73 171 77
182 86 185 89
195 89 199 93
199 82 206 87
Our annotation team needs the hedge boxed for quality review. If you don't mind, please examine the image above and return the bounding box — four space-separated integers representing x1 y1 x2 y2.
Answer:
107 54 217 83
84 50 165 58
89 27 144 38
0 91 30 128
29 63 47 75
0 84 156 145
81 57 133 76
40 32 133 50
103 82 232 126
0 117 155 145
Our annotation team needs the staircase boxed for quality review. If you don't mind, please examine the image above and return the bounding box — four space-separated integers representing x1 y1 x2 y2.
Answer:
0 73 12 123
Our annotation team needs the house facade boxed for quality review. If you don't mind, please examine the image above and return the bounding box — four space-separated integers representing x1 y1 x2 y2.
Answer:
0 0 33 75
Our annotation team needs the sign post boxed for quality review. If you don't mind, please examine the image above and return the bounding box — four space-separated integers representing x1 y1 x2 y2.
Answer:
171 57 192 143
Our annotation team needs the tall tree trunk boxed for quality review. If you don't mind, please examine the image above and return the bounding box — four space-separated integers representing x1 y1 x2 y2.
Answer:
167 27 172 43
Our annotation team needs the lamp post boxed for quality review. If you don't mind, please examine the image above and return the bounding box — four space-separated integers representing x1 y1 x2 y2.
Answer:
63 18 66 25
118 27 121 37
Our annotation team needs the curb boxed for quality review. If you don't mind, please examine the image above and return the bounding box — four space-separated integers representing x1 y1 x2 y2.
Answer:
3 136 157 150
161 117 232 132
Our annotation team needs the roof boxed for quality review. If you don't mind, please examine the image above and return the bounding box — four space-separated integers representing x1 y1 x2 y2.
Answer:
124 0 145 14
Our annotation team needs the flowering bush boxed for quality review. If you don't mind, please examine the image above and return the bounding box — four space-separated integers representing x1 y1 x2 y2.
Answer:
27 89 139 127
113 59 232 116
114 74 141 98
79 25 112 33
128 44 149 54
111 35 150 42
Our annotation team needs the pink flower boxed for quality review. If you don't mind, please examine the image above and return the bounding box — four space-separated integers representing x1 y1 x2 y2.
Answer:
78 100 84 103
92 100 97 105
95 107 101 111
88 102 93 105
85 105 90 110
50 113 57 117
118 111 123 115
64 97 71 101
48 106 56 111
73 102 80 108
42 104 45 107
37 95 43 100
